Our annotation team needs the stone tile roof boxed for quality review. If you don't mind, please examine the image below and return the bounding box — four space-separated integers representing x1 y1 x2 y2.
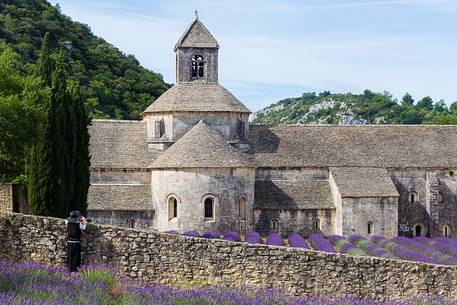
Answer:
89 120 160 169
254 180 334 210
87 184 152 211
142 83 251 114
330 167 399 198
149 121 254 169
249 125 457 168
174 18 219 50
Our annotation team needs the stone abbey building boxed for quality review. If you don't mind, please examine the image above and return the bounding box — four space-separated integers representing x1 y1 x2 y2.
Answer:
87 18 457 238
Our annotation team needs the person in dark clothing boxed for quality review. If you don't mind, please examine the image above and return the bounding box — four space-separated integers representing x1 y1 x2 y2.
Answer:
66 211 87 272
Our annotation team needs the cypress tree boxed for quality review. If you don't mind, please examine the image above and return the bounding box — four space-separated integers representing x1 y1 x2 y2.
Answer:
29 54 68 217
37 32 52 87
70 84 91 214
28 33 53 215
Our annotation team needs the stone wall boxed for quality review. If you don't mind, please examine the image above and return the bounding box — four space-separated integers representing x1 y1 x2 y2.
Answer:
0 184 12 213
1 212 457 301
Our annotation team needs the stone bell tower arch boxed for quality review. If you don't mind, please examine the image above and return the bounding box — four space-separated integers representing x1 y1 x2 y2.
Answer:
174 16 219 83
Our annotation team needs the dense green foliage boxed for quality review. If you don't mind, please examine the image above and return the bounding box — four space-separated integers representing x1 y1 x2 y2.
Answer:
0 46 47 181
252 90 457 125
27 45 91 217
0 0 169 120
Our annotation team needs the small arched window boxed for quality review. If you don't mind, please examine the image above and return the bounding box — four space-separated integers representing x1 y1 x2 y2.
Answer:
409 192 418 203
271 219 279 232
313 218 321 231
168 196 178 221
367 222 373 235
414 223 425 237
128 219 135 228
443 224 451 238
204 197 214 219
191 54 204 78
239 196 246 220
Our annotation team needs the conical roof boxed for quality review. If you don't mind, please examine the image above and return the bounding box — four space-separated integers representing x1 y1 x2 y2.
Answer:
142 83 251 114
174 18 219 51
149 121 254 169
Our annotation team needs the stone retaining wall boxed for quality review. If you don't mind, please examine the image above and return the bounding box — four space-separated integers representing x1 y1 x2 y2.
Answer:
1 212 456 301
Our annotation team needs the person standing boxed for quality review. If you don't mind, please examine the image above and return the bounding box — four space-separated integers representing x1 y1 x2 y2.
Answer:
65 211 87 272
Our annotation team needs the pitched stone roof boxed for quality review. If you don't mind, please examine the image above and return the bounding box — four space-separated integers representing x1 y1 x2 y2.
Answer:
142 83 251 114
254 180 334 210
174 18 219 51
87 184 152 210
89 120 159 169
249 125 457 168
330 167 399 198
149 121 254 169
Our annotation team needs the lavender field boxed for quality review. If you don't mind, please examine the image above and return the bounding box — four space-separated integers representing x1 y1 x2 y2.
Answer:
1 259 456 305
176 230 457 266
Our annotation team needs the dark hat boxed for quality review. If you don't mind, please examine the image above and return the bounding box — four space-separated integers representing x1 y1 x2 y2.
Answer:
67 211 78 223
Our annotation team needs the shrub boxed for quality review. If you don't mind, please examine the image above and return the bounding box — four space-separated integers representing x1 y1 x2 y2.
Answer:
328 235 345 245
308 233 337 253
266 232 283 246
183 230 200 237
245 231 261 244
223 231 240 242
202 231 220 239
287 233 308 249
334 239 349 249
349 235 367 244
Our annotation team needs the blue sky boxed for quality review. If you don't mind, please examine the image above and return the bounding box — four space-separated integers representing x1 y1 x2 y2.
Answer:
49 0 457 111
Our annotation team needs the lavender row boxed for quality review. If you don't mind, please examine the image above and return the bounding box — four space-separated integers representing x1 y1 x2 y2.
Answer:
3 259 457 305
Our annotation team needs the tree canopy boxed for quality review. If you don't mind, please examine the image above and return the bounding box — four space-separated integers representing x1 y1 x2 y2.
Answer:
0 0 169 120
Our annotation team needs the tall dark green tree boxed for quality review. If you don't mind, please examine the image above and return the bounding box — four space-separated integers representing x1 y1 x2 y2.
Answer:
70 84 91 214
29 54 68 217
36 32 52 87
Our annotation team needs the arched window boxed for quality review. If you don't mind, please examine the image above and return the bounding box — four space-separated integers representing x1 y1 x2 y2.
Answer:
367 222 373 235
313 218 321 231
168 196 178 221
239 196 246 220
409 192 418 203
271 219 279 232
414 223 425 237
128 219 135 228
204 197 214 219
191 54 204 78
443 224 451 238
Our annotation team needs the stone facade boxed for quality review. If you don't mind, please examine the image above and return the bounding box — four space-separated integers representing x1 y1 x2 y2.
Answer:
84 17 457 238
152 167 255 233
1 213 457 301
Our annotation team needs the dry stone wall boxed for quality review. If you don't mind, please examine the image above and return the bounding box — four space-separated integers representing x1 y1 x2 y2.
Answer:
1 212 456 301
0 184 12 213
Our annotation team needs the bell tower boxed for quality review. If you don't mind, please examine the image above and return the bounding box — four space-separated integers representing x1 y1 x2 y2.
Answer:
174 16 219 83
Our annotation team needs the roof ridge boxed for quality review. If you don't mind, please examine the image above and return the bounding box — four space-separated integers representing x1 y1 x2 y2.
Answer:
251 124 457 128
174 18 219 51
149 121 254 168
92 119 144 124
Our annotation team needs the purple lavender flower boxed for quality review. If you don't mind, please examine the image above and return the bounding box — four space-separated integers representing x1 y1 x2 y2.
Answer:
164 230 178 234
183 230 200 237
223 231 240 242
328 235 346 245
202 231 220 239
349 235 367 244
288 233 308 249
308 233 337 253
266 232 283 246
245 231 261 244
